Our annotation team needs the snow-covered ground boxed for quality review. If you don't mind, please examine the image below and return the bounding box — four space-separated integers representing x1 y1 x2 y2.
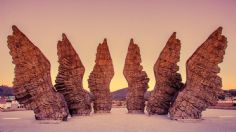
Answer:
0 108 236 132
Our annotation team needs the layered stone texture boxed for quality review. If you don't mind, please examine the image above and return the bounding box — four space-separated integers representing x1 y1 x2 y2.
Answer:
169 27 227 120
7 26 68 121
55 34 91 116
147 33 183 115
88 39 114 113
123 39 149 113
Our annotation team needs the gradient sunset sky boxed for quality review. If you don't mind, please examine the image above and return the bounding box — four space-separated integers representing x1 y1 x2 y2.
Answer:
0 0 236 91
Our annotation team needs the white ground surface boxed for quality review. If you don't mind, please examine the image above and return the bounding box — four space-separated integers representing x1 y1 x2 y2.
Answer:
0 108 236 132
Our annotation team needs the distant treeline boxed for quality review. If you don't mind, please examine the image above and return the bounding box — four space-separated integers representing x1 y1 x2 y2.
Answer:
224 89 236 96
0 85 14 96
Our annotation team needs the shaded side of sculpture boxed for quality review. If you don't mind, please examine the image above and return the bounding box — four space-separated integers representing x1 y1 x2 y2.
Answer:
7 26 68 121
123 39 149 113
146 33 183 115
88 39 114 113
55 34 91 116
169 27 227 120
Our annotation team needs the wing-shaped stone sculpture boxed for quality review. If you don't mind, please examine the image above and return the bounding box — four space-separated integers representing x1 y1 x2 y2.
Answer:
147 33 183 115
169 27 227 120
88 39 114 113
123 39 149 113
55 34 91 116
7 26 68 121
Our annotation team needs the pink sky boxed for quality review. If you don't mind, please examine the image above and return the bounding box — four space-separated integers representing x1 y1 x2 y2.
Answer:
0 0 236 91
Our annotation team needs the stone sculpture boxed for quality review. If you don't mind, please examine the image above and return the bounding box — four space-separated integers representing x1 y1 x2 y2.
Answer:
7 25 68 121
169 27 227 120
123 39 149 113
147 33 183 115
88 39 114 113
55 34 91 116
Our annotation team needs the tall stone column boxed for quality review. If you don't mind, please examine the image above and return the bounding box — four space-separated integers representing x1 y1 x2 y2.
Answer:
123 39 149 113
169 27 227 120
88 39 114 113
55 34 91 116
7 25 69 121
147 33 183 115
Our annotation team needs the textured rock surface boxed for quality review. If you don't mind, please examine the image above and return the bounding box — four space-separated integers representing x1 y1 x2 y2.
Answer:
55 34 91 116
147 33 183 115
123 39 149 113
88 39 114 113
7 26 68 120
169 27 227 120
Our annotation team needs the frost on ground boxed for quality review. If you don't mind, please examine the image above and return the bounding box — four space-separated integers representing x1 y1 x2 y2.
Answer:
0 108 236 132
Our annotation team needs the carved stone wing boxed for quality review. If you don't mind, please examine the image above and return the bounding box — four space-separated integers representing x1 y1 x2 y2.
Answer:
55 33 91 116
7 26 69 120
169 27 227 120
147 32 183 115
